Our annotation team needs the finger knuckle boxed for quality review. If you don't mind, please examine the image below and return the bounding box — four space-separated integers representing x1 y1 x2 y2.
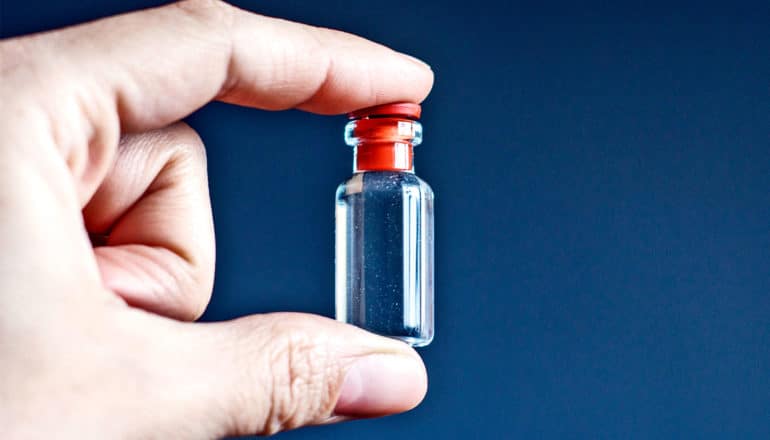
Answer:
0 38 31 77
174 0 235 29
0 39 59 135
262 315 338 434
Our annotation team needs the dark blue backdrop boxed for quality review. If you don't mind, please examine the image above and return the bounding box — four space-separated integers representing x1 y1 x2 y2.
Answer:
3 1 769 438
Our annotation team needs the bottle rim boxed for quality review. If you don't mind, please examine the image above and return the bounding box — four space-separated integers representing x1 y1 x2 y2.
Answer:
348 102 421 120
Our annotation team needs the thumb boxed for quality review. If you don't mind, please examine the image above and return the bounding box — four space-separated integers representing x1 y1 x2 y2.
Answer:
172 312 427 437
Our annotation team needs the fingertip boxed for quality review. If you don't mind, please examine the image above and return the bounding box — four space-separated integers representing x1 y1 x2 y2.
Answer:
334 353 428 417
399 52 434 103
293 37 435 115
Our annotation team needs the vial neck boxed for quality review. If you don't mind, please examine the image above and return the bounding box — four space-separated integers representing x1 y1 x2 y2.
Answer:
354 142 414 172
345 117 422 173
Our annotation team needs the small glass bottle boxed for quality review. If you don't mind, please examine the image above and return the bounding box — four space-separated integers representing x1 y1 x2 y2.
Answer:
335 103 434 347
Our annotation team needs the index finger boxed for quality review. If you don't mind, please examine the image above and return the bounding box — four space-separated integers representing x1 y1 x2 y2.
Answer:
4 0 433 133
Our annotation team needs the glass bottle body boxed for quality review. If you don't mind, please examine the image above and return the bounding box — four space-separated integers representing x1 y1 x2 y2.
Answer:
335 170 434 346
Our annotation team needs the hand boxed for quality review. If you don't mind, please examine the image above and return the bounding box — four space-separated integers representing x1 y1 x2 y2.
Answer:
0 1 433 437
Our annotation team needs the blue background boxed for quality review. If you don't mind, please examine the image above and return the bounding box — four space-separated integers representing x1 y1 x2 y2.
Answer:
3 1 769 438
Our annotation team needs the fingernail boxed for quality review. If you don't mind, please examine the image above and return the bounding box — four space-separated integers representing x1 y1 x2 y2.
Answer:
334 354 427 417
401 53 432 70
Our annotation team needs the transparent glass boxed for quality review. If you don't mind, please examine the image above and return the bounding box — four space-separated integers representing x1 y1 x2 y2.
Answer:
335 117 434 347
335 171 434 346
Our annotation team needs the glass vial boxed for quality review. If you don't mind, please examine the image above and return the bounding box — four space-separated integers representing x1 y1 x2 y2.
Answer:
335 103 434 347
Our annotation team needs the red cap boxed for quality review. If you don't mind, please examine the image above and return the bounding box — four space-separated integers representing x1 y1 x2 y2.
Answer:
348 102 421 120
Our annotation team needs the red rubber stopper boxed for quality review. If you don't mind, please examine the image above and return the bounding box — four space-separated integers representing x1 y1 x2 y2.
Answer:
348 102 422 120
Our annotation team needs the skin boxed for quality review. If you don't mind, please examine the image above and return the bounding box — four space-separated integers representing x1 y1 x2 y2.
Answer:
0 0 434 438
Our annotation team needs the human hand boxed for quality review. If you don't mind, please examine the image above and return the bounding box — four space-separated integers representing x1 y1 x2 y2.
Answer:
0 1 433 437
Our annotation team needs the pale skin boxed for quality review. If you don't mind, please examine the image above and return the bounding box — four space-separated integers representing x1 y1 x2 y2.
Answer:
0 0 434 437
